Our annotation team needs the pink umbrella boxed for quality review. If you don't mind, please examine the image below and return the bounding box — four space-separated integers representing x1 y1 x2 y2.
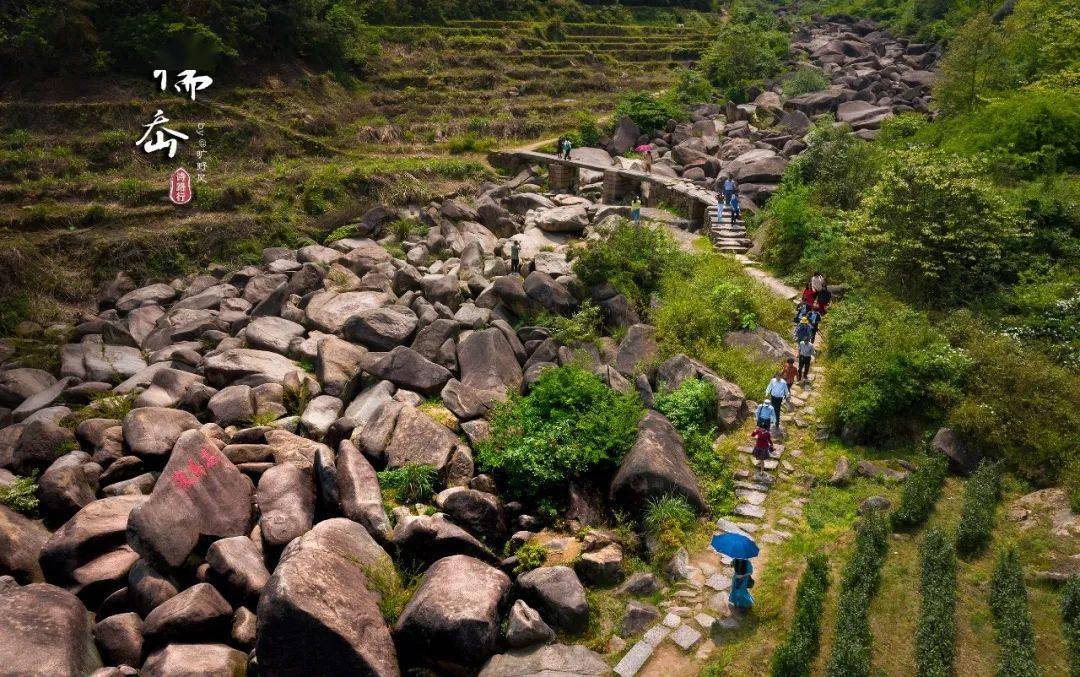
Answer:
634 144 654 153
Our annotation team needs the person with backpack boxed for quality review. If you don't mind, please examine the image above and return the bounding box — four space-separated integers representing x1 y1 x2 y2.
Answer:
806 307 822 343
793 300 810 325
561 137 573 160
815 284 832 314
729 194 741 226
765 373 789 430
755 399 777 431
722 176 737 206
751 424 773 482
797 339 814 381
795 316 813 343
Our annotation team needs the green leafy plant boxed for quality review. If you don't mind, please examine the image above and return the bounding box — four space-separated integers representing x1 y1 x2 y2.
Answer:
783 67 830 97
916 526 957 677
699 22 788 100
825 510 890 677
1063 576 1080 677
955 460 1002 558
989 548 1040 677
891 454 949 531
654 378 716 434
477 365 642 503
447 132 496 154
573 220 685 310
0 472 39 516
377 464 439 504
643 493 697 564
535 300 604 345
772 554 830 677
613 91 686 134
512 542 549 574
362 559 416 625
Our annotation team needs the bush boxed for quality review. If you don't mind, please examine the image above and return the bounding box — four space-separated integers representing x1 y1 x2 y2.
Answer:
989 548 1040 677
890 454 949 531
377 464 439 504
669 67 714 105
700 23 788 100
0 472 38 515
447 132 497 154
1064 576 1080 677
850 149 1029 308
786 120 882 212
643 494 697 563
825 510 890 677
535 300 604 346
653 251 791 359
783 68 830 97
654 378 716 434
757 180 850 280
613 91 686 134
916 527 957 677
572 220 684 309
477 365 643 503
955 460 1001 558
771 554 830 677
513 542 549 574
822 296 970 443
654 378 734 512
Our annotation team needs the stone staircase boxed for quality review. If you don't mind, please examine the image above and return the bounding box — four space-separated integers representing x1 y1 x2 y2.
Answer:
708 203 751 255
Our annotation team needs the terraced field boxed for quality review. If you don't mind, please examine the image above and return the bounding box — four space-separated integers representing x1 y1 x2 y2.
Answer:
0 17 722 329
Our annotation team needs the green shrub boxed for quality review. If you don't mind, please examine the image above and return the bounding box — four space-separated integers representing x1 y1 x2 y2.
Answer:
643 494 697 563
822 296 970 443
932 12 1014 115
513 542 549 574
771 554 830 677
654 378 734 512
783 68 830 97
700 23 788 100
850 149 1029 308
572 220 684 309
362 559 414 625
825 510 890 677
535 300 604 345
669 67 714 105
477 365 643 503
613 91 686 134
0 472 39 516
654 378 716 434
989 548 1040 677
377 464 439 504
757 180 850 280
955 460 1001 558
1063 576 1080 677
786 120 882 212
916 526 957 677
891 454 949 531
447 132 497 154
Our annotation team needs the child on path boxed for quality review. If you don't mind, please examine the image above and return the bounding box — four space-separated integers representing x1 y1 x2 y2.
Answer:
781 357 799 389
797 339 814 381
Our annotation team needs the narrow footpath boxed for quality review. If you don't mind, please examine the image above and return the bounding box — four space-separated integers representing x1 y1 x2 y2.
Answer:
614 227 819 676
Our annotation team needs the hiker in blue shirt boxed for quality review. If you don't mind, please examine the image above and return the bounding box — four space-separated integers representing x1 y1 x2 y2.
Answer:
755 400 777 430
797 339 814 381
765 374 789 430
561 138 572 160
729 194 741 226
795 316 813 343
722 176 736 206
806 308 822 343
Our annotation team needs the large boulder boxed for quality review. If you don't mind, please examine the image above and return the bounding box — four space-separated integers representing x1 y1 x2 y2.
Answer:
655 354 748 431
60 342 148 382
362 346 452 396
524 272 576 316
316 336 369 398
143 582 232 645
479 644 608 677
611 116 641 155
394 554 511 674
613 324 658 378
205 536 270 607
12 420 76 474
516 566 589 634
257 518 398 676
305 290 391 334
142 643 248 677
122 407 200 458
344 305 419 350
203 348 305 387
245 316 305 354
93 611 143 668
0 367 57 408
722 328 791 361
0 503 49 582
505 599 556 648
40 495 146 586
357 401 469 475
457 328 524 399
435 487 507 544
393 513 498 566
931 427 983 475
126 430 255 569
257 463 316 548
336 440 392 541
0 583 101 676
534 205 589 233
610 411 706 511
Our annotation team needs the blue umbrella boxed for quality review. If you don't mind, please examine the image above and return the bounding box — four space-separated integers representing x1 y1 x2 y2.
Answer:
711 532 759 559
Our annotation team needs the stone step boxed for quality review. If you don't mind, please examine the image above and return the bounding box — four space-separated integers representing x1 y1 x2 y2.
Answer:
717 246 749 253
734 503 766 519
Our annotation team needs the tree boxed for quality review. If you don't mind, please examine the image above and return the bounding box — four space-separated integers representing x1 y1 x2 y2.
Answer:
850 150 1029 307
933 12 1014 114
699 23 787 100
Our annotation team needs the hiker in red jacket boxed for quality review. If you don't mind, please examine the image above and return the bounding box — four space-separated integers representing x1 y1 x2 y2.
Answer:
751 425 773 481
801 283 816 309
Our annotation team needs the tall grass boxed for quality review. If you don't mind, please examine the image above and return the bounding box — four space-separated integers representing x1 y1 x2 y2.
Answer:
989 548 1041 677
955 460 1001 558
771 554 830 677
1064 576 1080 677
890 454 949 531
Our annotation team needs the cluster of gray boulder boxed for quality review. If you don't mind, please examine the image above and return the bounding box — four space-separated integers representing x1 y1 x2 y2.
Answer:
578 16 938 209
0 156 764 674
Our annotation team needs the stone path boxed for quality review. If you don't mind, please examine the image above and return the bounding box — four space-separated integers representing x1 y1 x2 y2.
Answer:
707 203 750 255
615 265 824 677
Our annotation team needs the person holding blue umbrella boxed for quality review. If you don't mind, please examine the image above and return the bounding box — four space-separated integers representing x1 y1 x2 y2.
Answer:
711 532 759 611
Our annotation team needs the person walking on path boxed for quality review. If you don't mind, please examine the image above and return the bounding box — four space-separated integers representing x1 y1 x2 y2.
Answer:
811 272 825 293
630 197 641 224
793 300 810 325
729 194 741 226
795 316 813 343
722 176 737 206
560 137 572 160
509 240 520 275
781 358 799 405
801 282 816 309
765 374 789 430
729 557 755 610
642 152 652 174
806 307 822 343
797 339 814 381
751 425 773 481
755 399 777 431
815 284 832 315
